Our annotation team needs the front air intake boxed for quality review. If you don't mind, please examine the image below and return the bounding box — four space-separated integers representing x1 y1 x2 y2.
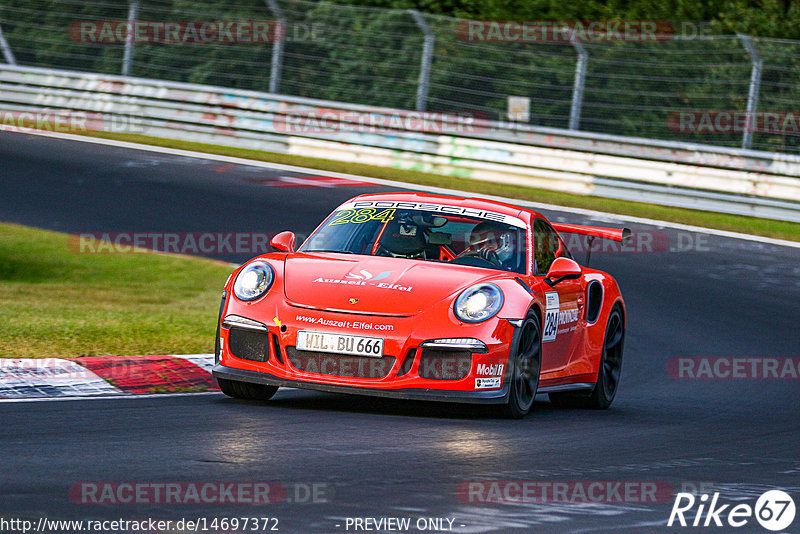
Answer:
418 349 471 380
286 347 395 379
228 328 269 362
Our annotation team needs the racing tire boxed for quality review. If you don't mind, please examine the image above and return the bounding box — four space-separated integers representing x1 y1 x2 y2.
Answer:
549 304 624 409
499 310 542 419
217 377 279 401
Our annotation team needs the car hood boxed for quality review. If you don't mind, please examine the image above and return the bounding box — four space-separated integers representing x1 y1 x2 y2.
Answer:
283 253 499 316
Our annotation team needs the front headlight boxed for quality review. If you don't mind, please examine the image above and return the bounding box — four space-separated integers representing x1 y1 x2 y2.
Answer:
454 283 504 323
233 261 274 301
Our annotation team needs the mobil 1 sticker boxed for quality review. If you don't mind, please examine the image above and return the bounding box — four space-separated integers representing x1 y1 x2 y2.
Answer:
543 291 559 342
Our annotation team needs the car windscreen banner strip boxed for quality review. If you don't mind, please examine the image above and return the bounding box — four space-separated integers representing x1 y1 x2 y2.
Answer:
337 200 527 229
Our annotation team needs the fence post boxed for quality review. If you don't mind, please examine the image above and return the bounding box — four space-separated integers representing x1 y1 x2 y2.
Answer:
0 21 16 65
568 29 588 130
408 10 434 112
121 0 139 76
738 33 762 150
265 0 286 94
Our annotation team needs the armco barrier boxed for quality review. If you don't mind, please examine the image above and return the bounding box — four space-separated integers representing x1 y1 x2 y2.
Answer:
1 64 799 222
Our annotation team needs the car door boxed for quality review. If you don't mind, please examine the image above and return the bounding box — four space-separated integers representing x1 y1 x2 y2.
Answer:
532 219 583 373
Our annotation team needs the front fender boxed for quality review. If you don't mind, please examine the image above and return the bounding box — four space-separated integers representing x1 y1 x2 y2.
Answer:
495 277 541 321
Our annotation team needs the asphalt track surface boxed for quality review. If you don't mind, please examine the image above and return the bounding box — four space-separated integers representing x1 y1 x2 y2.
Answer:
1 132 799 533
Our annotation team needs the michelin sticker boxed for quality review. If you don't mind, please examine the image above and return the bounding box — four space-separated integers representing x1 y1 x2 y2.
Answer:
543 291 559 342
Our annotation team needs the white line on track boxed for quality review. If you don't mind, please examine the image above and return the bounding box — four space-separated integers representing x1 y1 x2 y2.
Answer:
0 388 299 403
0 391 224 403
16 129 800 249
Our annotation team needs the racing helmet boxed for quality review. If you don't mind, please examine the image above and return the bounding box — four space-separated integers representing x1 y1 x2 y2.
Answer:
377 213 427 258
468 221 519 268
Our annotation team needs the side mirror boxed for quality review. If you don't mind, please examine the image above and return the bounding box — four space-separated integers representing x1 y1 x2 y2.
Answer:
545 257 582 286
270 231 296 253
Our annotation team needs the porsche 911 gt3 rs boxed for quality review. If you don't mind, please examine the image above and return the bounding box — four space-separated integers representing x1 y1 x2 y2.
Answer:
212 192 628 417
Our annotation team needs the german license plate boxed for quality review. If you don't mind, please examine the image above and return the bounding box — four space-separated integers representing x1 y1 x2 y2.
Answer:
296 331 384 358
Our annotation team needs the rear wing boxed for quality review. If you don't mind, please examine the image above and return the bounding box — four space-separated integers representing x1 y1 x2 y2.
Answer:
551 223 631 264
551 223 631 243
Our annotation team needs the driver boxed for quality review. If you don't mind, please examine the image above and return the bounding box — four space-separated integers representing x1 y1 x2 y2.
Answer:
465 221 519 270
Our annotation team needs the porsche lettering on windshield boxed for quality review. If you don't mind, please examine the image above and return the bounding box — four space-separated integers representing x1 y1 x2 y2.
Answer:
342 200 526 228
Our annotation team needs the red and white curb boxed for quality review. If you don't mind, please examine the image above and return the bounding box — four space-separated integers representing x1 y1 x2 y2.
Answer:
0 354 217 399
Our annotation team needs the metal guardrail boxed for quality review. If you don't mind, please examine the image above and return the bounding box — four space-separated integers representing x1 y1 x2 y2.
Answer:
1 65 799 222
4 0 800 155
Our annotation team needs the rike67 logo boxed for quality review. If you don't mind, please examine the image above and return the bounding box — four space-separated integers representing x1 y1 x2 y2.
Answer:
668 490 796 531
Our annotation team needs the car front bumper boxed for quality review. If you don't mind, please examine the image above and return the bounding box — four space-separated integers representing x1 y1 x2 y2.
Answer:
212 363 512 404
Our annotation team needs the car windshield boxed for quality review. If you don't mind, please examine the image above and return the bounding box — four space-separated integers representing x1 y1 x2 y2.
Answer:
300 206 528 274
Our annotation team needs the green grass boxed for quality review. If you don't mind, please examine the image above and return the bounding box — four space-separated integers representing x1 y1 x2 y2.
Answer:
86 131 800 242
0 222 231 358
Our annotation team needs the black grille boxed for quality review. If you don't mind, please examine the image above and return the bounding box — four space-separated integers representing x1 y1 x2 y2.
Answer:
271 333 284 364
418 349 472 380
286 347 395 378
397 349 417 377
229 328 269 362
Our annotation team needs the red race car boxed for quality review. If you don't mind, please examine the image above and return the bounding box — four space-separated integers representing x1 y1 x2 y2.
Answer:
213 192 628 417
